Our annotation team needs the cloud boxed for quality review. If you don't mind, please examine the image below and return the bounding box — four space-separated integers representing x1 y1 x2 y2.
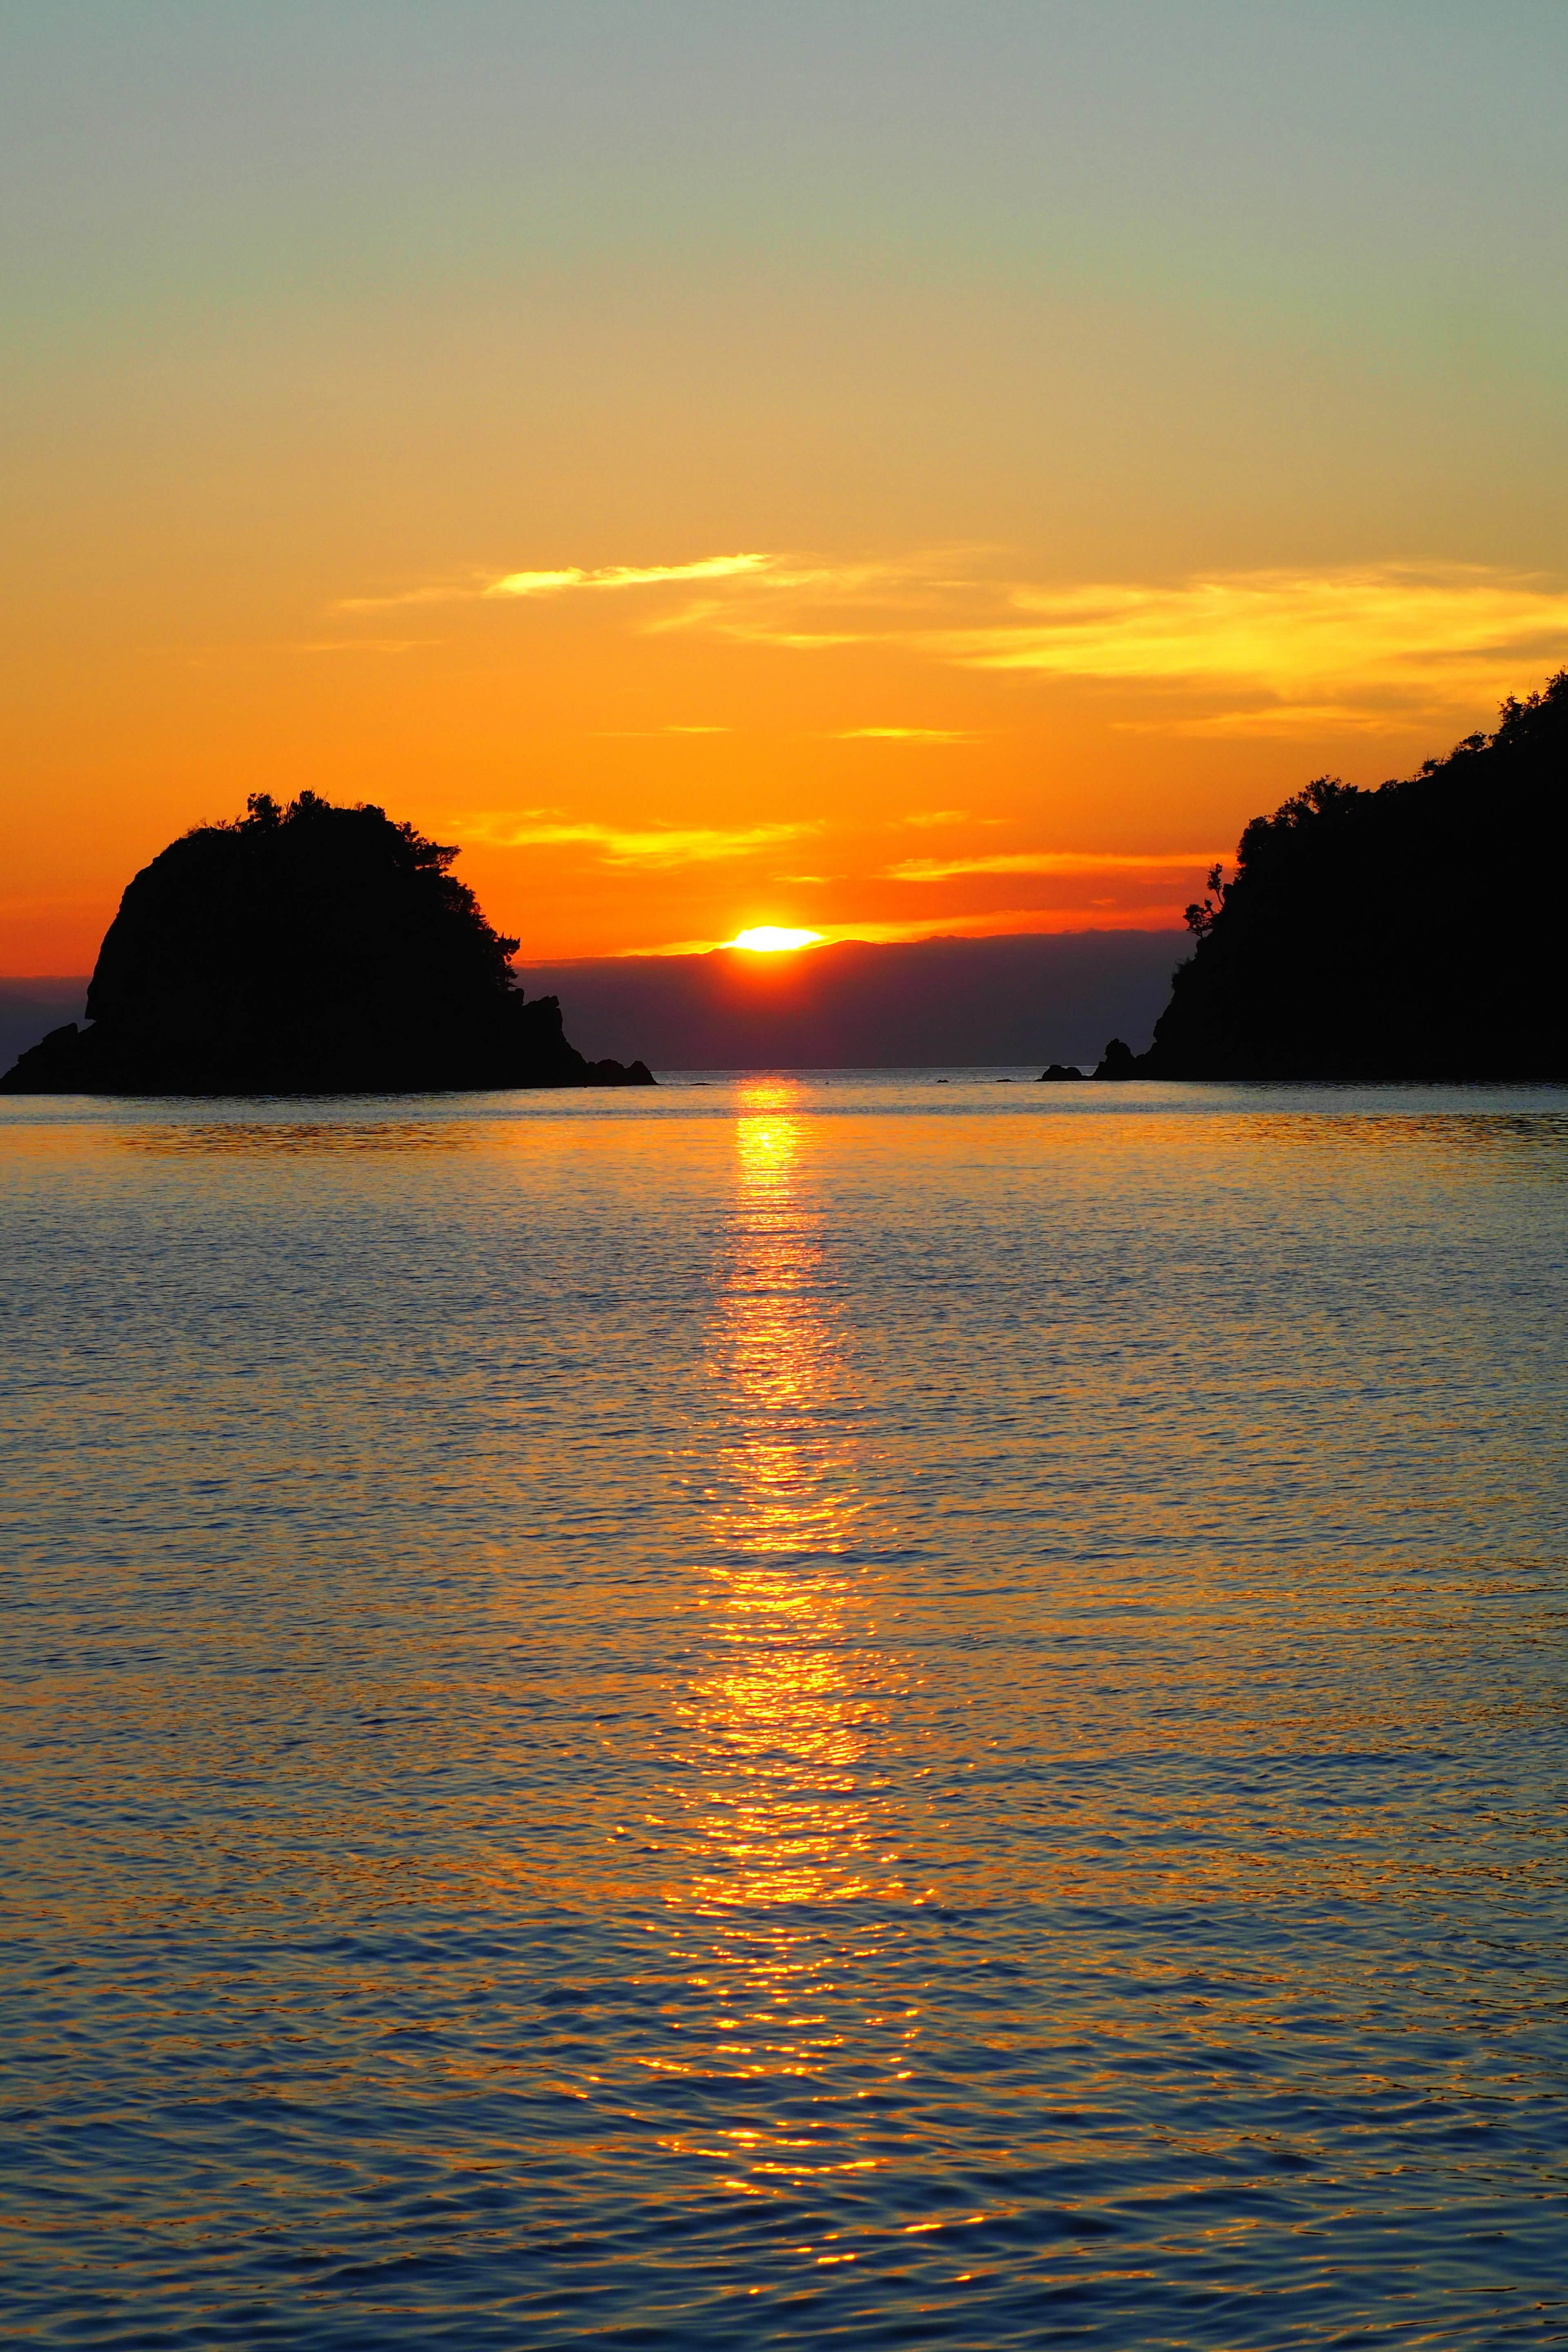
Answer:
796 909 1189 943
888 850 1227 882
594 723 732 737
1111 702 1441 739
337 546 964 641
336 552 1568 726
447 812 812 866
932 567 1568 695
338 552 776 612
617 555 1568 720
837 726 973 742
486 553 772 599
641 599 867 648
639 552 969 647
334 584 468 612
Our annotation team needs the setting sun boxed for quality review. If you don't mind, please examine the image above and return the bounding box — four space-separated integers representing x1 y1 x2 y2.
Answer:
727 928 823 954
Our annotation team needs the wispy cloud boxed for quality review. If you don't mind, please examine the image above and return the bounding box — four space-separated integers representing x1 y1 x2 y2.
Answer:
335 551 1568 727
641 597 868 649
613 554 1568 714
339 552 776 612
335 581 475 612
1111 701 1439 739
837 725 973 742
933 567 1568 696
447 811 812 866
888 849 1227 882
797 908 1190 943
487 553 771 599
595 723 732 737
642 552 968 648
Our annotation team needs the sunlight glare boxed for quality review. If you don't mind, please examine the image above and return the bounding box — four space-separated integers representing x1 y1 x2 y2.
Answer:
727 927 822 953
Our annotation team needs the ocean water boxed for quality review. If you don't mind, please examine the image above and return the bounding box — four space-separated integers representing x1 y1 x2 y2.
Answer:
2 1074 1564 2349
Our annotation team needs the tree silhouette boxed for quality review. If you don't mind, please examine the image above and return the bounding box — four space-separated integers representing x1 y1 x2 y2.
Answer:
1140 673 1568 1080
1183 862 1232 941
2 793 652 1094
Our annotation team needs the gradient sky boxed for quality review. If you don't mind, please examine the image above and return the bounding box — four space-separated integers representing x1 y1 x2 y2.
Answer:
4 1 1568 969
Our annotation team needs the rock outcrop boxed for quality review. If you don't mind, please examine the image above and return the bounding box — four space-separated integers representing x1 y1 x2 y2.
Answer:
0 793 655 1094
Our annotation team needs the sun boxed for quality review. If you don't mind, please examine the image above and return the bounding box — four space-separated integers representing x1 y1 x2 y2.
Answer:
726 927 823 953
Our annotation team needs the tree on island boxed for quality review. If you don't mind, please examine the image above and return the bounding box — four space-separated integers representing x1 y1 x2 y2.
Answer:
0 791 653 1094
1111 673 1568 1081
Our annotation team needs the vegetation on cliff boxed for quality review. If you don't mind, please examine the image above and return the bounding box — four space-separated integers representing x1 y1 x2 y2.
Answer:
1136 674 1568 1080
0 793 653 1094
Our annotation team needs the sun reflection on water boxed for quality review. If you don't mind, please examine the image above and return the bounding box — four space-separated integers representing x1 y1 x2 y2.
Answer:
638 1084 925 2221
704 1085 858 1564
645 1082 921 2208
672 1083 909 1919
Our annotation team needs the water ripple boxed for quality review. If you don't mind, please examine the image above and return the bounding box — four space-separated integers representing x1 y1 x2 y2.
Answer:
2 1080 1564 2345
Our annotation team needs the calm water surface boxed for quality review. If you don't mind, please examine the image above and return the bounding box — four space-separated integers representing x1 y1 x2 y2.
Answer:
2 1076 1565 2348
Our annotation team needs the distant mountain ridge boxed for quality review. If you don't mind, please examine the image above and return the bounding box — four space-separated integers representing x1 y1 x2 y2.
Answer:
509 929 1183 1071
1133 674 1568 1081
0 926 1183 1085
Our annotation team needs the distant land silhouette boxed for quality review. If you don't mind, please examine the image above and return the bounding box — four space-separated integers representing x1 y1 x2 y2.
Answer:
0 793 653 1094
0 927 1182 1085
8 678 1561 1092
509 931 1184 1070
0 980 86 1076
1086 675 1568 1082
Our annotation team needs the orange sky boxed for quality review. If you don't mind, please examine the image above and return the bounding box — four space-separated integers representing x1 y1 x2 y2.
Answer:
4 4 1567 972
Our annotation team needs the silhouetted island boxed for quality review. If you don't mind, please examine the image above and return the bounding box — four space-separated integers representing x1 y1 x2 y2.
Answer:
0 792 654 1094
1061 674 1567 1083
1035 1041 1134 1080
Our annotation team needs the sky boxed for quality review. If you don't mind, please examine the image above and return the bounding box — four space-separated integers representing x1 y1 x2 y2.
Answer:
4 0 1568 970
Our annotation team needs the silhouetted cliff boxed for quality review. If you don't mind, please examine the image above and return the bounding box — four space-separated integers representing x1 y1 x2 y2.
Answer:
1138 675 1568 1080
0 793 653 1094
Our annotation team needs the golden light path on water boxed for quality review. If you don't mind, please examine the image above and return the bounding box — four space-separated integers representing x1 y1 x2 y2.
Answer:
652 1082 927 2220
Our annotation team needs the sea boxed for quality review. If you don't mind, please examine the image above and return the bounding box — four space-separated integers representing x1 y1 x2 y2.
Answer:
2 1074 1564 2349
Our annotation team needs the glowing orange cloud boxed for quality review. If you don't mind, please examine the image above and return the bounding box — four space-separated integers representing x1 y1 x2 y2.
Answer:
487 553 773 598
638 553 1568 717
886 849 1228 882
10 534 1565 972
447 814 815 866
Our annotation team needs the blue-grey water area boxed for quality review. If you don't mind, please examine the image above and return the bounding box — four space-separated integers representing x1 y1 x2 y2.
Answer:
2 1074 1565 2349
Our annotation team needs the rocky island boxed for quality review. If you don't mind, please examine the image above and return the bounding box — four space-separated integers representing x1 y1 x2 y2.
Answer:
1071 673 1566 1083
0 792 654 1094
